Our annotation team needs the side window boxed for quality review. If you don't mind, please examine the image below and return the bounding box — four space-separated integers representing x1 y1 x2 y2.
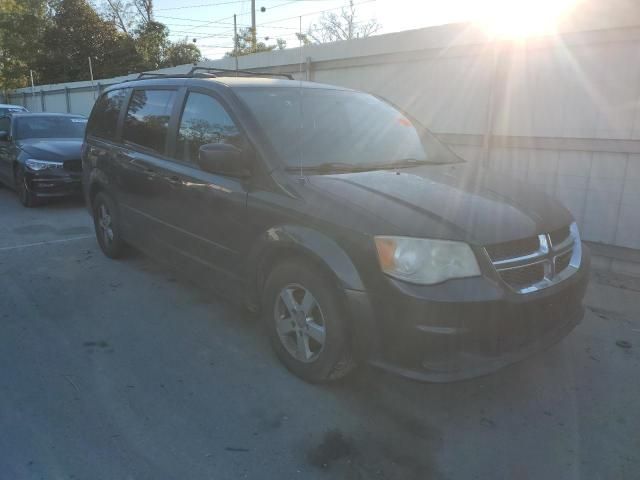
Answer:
123 89 176 155
87 88 128 140
0 117 10 135
175 92 241 164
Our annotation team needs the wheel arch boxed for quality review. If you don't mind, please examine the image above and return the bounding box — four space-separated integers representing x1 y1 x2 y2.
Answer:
86 168 113 213
246 225 365 310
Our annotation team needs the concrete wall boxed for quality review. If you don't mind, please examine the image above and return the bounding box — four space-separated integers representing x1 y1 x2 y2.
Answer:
6 11 640 250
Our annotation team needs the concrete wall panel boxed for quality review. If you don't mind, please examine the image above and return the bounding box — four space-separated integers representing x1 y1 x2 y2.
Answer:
8 20 640 249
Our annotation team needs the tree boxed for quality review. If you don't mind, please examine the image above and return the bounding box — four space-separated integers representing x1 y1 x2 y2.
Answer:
226 27 287 57
133 0 153 24
0 0 49 90
134 20 170 69
165 39 202 67
101 0 202 70
101 0 135 35
307 0 381 44
36 0 140 84
100 0 155 34
295 32 312 46
0 0 202 89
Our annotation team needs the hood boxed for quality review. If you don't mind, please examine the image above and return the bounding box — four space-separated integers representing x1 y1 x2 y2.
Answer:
17 138 83 162
306 163 572 245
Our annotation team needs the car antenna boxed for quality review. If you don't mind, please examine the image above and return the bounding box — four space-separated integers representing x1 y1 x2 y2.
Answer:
297 15 305 184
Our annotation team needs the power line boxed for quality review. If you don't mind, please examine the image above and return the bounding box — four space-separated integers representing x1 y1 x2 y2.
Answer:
258 0 376 25
155 0 344 23
157 0 244 11
157 0 335 11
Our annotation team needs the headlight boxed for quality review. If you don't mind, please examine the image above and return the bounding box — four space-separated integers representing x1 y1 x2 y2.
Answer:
374 236 481 285
25 159 64 171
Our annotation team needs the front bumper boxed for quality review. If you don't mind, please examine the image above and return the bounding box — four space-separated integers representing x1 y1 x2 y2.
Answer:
346 245 590 382
25 169 82 197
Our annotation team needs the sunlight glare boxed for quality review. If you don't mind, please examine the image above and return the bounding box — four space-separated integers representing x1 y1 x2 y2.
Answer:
475 0 579 38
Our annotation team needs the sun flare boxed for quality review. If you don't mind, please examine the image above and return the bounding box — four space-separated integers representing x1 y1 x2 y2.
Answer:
475 0 580 38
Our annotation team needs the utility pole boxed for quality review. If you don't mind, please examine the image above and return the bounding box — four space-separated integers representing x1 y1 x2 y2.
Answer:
251 0 257 52
29 70 35 97
233 14 239 73
88 56 97 99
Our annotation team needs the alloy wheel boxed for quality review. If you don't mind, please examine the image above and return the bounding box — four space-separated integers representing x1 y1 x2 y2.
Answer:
274 283 326 363
98 203 114 247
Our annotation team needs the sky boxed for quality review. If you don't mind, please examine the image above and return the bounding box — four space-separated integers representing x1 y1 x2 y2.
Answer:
153 0 492 60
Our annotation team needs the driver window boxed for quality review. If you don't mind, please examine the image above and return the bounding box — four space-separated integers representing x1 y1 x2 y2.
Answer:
175 92 241 164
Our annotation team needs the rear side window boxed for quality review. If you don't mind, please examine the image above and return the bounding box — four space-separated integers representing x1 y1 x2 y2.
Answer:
123 89 176 155
0 117 10 134
175 92 241 164
87 89 128 140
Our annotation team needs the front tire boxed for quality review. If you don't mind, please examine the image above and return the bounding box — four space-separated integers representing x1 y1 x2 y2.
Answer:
15 169 38 207
92 192 126 259
262 259 356 383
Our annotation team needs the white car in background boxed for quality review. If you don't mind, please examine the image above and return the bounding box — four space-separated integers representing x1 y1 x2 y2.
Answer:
0 104 28 115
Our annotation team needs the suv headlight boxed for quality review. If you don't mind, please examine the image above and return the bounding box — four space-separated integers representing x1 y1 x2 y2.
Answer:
375 236 481 285
25 159 64 171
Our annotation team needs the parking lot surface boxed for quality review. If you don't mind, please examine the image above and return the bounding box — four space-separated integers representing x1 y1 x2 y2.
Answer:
1 187 639 480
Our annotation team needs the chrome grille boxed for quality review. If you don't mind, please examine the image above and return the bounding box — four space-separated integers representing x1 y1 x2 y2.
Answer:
485 222 581 294
555 250 572 272
485 237 539 262
499 262 545 288
549 226 570 247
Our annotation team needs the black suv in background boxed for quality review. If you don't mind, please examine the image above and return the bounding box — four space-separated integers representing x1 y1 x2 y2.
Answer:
82 68 589 383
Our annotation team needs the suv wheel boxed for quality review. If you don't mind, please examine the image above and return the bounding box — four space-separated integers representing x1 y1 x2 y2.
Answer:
262 259 355 382
93 192 125 258
15 169 38 207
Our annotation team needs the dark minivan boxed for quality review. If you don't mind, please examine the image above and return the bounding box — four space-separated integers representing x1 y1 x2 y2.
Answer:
82 69 589 383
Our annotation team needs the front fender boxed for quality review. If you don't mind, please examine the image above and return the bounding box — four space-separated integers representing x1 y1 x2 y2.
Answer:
247 225 366 295
246 225 379 361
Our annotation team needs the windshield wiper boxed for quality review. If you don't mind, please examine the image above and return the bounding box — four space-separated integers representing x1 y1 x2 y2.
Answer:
284 162 373 173
369 158 446 169
284 158 453 174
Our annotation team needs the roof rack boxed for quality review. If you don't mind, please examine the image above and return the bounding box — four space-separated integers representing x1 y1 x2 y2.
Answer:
132 67 293 81
189 67 293 79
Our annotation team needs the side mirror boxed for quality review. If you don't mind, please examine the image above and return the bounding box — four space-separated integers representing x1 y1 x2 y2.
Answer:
0 131 9 142
198 143 250 178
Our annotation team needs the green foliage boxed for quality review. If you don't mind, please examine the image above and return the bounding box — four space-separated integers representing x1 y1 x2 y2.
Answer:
226 27 286 57
35 0 140 84
165 39 202 67
0 0 204 90
0 0 49 90
134 20 170 70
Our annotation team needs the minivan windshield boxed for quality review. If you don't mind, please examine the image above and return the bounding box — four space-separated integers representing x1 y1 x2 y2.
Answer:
15 115 87 140
236 87 461 171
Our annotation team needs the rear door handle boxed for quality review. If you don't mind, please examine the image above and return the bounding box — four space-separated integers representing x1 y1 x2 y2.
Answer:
116 151 135 161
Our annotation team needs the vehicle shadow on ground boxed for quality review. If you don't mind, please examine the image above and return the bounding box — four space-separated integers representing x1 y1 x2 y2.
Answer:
37 195 86 211
123 249 576 480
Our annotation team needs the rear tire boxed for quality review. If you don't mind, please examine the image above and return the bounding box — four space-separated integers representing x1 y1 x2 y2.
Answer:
92 192 126 259
15 169 39 207
262 258 356 383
